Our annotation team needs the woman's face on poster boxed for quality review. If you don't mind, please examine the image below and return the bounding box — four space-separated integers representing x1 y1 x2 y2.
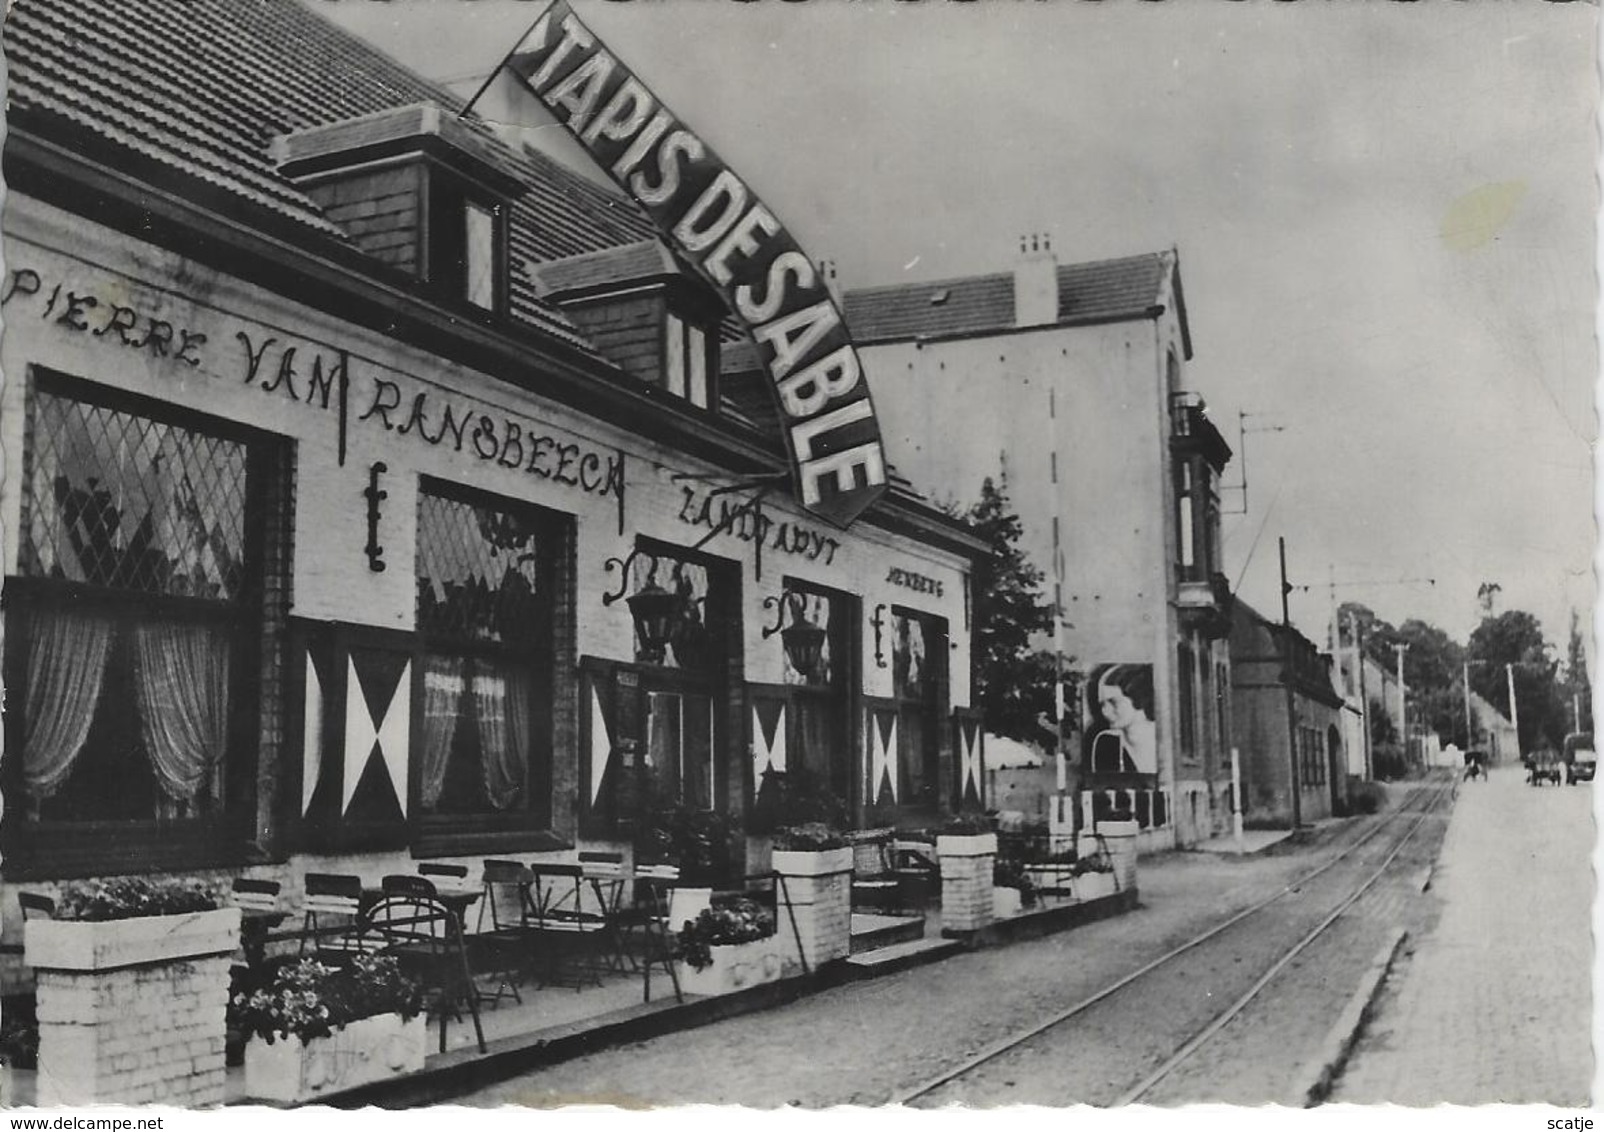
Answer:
1099 679 1141 731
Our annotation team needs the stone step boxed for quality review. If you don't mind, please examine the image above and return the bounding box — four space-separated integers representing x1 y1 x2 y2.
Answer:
843 937 962 976
849 912 926 954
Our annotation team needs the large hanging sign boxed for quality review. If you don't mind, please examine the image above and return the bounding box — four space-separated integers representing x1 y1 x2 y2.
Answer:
501 2 889 528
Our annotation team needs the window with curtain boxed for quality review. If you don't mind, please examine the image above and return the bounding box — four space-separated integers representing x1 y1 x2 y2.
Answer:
415 484 557 825
11 380 268 831
782 585 851 805
893 608 946 811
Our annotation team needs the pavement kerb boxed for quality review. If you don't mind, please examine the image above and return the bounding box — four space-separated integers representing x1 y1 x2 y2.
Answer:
1289 927 1410 1107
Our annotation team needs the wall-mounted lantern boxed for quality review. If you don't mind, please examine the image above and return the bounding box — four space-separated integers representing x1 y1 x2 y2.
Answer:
603 548 683 665
764 588 826 682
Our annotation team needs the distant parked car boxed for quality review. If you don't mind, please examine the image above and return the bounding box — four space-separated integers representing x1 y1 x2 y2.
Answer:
1562 732 1595 784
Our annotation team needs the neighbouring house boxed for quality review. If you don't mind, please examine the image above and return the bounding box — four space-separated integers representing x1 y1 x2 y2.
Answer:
1230 601 1348 827
784 239 1236 851
0 0 985 986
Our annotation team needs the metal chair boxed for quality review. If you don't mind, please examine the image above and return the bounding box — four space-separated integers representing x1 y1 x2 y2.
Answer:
632 863 683 1005
577 850 632 973
382 873 438 898
230 877 285 970
418 862 471 891
299 873 385 963
18 892 56 921
367 894 486 1054
474 859 542 1004
527 863 609 990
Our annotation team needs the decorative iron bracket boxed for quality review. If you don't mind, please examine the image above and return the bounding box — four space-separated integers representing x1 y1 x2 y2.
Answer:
363 461 387 572
871 603 889 669
602 546 658 606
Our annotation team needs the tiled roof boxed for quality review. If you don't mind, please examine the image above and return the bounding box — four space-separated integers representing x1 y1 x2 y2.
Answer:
5 0 656 356
532 240 682 297
843 252 1175 343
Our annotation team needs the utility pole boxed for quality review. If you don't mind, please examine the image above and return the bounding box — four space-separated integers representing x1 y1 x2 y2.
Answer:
1506 663 1522 758
1392 643 1409 758
1355 616 1372 779
1279 537 1302 829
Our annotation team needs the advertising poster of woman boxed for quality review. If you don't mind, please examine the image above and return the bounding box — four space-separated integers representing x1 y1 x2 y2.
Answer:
1083 663 1158 777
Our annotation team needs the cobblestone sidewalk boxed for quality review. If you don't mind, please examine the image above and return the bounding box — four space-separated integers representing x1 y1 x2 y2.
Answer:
1333 766 1593 1105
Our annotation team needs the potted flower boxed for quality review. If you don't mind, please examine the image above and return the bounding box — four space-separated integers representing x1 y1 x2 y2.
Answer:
992 858 1038 918
26 876 238 1107
1071 852 1119 903
673 896 795 996
635 800 739 927
232 954 426 1103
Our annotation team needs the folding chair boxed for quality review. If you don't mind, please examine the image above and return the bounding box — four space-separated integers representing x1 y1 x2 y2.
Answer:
299 873 385 964
577 850 632 973
367 894 486 1054
527 863 609 990
18 892 56 921
230 878 285 971
418 862 471 892
633 863 683 1004
474 859 542 1004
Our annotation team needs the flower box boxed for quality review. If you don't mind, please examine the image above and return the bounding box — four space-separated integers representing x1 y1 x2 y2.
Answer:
675 937 794 997
993 886 1023 919
26 906 239 971
244 1014 427 1104
772 847 853 878
1075 871 1118 903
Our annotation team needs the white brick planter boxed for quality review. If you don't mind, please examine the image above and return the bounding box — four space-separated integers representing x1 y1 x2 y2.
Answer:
771 847 853 968
243 1013 427 1104
937 832 997 933
1099 819 1141 893
27 907 240 1107
675 936 797 997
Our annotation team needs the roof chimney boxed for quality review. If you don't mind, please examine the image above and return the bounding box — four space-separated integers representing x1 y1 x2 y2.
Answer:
818 259 842 307
1013 232 1058 328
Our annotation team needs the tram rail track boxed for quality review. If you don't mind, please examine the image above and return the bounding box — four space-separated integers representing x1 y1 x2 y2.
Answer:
891 778 1455 1107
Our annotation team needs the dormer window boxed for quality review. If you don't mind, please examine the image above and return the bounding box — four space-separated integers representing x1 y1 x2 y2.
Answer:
273 103 522 318
666 314 713 409
428 180 505 314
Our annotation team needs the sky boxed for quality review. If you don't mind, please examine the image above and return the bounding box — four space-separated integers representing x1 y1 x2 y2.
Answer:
316 0 1599 659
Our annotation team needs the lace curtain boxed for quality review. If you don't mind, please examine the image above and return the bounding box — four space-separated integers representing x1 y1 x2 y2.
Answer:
473 664 529 810
132 621 231 805
22 608 116 800
419 655 465 811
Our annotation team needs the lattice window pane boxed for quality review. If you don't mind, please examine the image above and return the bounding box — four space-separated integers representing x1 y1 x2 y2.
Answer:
417 492 541 642
23 391 248 601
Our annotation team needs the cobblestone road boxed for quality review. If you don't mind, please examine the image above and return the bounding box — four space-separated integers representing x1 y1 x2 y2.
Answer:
1332 766 1593 1105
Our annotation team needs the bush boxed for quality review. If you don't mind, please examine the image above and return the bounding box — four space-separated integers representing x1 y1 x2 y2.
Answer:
1347 780 1385 815
57 876 220 921
992 859 1038 907
938 812 995 837
751 768 848 835
773 822 849 851
674 897 775 971
229 954 423 1047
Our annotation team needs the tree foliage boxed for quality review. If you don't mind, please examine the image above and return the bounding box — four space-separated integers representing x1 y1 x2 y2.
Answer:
1467 609 1566 753
962 476 1058 743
